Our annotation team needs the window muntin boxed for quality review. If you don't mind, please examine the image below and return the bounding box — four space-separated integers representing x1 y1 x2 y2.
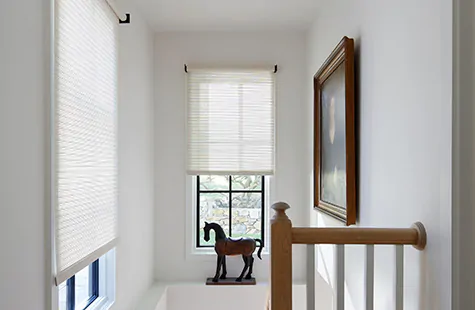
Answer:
59 260 99 310
196 175 265 247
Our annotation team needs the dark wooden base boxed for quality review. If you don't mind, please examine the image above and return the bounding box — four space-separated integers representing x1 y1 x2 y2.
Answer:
206 277 256 285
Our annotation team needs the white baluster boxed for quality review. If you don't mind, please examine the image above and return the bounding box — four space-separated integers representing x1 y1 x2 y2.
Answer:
395 245 404 310
365 245 374 310
336 244 345 310
307 244 315 310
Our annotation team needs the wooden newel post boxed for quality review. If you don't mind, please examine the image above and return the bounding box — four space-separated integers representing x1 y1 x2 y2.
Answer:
271 202 293 310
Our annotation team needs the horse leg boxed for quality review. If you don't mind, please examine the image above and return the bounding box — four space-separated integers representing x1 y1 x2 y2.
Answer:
236 255 250 282
245 255 254 279
220 256 227 279
213 255 223 282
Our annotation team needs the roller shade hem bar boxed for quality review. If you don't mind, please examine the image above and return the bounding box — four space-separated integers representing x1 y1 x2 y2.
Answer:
55 239 117 286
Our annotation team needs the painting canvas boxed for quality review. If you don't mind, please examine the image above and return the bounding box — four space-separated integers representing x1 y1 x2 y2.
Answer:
314 37 356 225
320 64 347 208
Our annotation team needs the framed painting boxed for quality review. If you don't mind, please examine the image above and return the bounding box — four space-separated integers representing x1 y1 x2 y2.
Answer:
314 36 356 225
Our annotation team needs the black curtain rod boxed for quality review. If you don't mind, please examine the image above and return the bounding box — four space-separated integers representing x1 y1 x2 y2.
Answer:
184 64 278 73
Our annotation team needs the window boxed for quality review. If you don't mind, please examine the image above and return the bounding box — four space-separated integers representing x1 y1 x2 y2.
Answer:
58 251 116 310
186 67 275 252
54 0 118 307
59 260 99 310
197 175 265 247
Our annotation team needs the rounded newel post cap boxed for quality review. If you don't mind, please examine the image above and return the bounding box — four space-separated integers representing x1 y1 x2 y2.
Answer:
271 202 290 212
411 222 427 251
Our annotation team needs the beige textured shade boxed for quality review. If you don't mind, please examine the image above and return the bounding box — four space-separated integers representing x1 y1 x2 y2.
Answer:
186 68 275 175
54 0 118 285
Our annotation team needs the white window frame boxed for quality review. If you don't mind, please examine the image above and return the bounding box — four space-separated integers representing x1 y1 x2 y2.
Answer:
52 250 116 310
87 249 116 310
185 175 273 261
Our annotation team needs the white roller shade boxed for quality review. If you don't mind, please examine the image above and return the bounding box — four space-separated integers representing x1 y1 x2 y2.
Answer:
186 68 275 175
54 0 118 285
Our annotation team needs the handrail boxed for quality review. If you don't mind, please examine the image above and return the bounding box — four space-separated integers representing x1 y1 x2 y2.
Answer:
292 224 426 250
269 202 428 310
271 202 427 249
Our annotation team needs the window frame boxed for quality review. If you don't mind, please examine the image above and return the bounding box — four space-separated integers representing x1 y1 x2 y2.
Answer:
66 260 99 310
195 175 266 248
57 250 115 310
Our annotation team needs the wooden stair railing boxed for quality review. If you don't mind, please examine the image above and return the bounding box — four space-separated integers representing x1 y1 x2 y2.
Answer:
270 202 427 310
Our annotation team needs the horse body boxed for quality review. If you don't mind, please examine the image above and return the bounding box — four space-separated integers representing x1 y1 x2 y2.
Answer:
204 222 263 282
215 238 256 256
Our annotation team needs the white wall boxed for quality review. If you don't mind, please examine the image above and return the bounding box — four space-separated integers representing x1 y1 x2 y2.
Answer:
114 3 156 310
306 1 452 309
0 1 49 309
154 31 308 282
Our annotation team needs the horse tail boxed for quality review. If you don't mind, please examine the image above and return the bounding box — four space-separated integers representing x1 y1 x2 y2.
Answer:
255 239 264 260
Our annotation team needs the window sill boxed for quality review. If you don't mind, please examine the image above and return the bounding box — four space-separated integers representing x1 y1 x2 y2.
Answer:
87 297 114 310
187 248 270 261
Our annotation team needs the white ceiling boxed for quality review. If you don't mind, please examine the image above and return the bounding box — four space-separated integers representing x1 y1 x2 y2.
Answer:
128 0 321 31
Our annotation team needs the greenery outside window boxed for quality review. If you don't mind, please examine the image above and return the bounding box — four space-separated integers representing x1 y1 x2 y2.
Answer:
197 175 265 247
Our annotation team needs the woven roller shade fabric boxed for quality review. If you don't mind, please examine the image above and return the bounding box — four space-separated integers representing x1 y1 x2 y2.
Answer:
187 68 275 175
54 0 118 285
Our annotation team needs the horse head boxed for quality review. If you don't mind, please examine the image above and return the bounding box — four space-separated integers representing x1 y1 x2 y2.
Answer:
203 221 211 242
203 222 226 243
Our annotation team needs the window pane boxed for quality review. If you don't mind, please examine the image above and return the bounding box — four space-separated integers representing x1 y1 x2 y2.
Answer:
58 282 67 310
199 175 229 191
199 193 229 246
75 265 90 307
231 175 262 190
231 193 262 239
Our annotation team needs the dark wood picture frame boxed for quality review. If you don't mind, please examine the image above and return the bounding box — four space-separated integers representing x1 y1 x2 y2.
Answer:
314 36 356 225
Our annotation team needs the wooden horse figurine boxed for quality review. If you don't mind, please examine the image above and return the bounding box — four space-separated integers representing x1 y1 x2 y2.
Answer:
204 222 263 282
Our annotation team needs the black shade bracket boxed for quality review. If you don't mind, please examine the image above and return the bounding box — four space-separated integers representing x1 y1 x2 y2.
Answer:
184 64 188 73
119 13 131 24
274 65 278 73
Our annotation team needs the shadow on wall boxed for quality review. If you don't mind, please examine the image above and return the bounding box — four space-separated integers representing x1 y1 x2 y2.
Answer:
419 250 428 310
454 0 475 308
315 272 334 310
